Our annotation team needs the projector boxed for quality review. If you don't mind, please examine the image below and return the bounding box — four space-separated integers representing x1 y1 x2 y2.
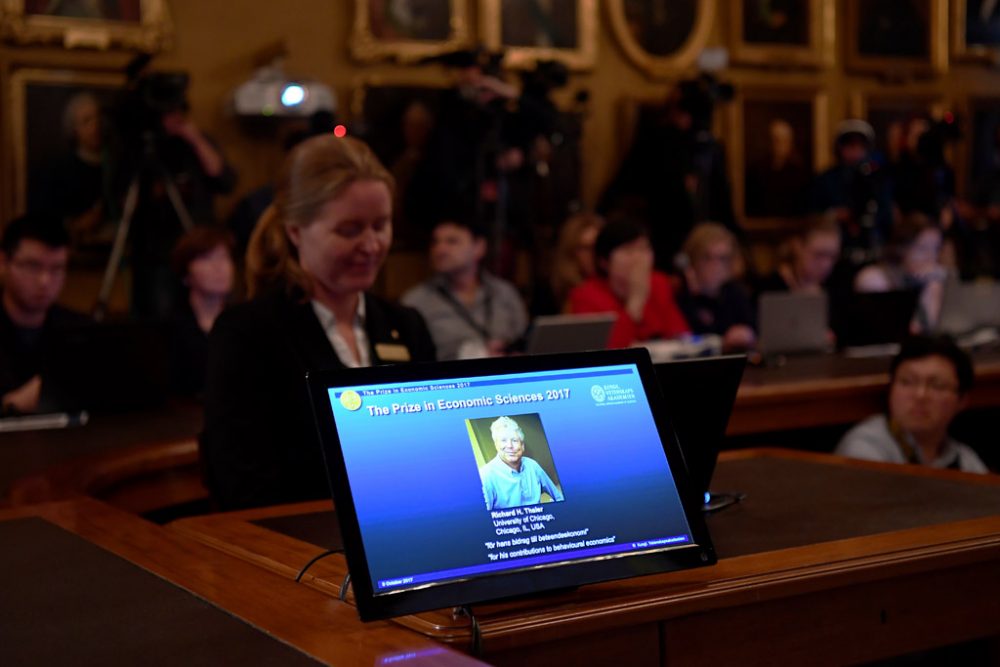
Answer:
232 65 336 117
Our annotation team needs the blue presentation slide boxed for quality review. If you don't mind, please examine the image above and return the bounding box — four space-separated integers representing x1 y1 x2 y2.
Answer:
326 364 694 594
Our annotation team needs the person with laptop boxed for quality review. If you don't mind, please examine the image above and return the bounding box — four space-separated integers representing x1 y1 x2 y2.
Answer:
674 222 756 351
201 135 436 510
401 215 527 360
755 214 842 297
853 212 948 334
0 213 90 414
835 335 988 473
480 416 564 510
567 218 689 348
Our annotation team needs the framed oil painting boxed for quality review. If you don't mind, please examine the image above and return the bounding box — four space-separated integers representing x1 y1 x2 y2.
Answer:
730 0 835 68
479 0 598 70
7 68 125 218
349 0 471 63
845 0 947 76
0 0 171 51
729 87 829 224
605 0 715 77
952 0 1000 63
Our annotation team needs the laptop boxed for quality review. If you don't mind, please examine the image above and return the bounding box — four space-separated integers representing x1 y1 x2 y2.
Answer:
523 313 616 355
307 348 716 621
38 320 170 414
757 292 829 357
936 279 1000 337
835 289 919 352
655 355 747 511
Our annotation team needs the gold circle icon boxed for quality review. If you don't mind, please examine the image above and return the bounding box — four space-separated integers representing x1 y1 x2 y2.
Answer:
340 390 362 411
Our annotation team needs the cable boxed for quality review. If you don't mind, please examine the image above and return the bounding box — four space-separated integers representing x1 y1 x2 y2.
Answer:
295 549 337 583
338 573 352 601
453 605 483 656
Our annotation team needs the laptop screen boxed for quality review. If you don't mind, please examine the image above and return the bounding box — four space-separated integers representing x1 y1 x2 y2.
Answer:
309 349 715 621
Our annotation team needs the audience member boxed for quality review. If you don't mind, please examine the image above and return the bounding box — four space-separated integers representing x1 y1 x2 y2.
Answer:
836 335 988 473
0 214 90 414
401 218 528 359
200 135 435 510
756 214 842 295
128 100 237 321
168 226 235 397
675 223 756 351
568 218 689 348
402 216 527 360
548 211 604 312
810 119 892 265
854 213 947 333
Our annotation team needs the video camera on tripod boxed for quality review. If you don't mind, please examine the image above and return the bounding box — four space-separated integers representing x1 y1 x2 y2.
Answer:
94 56 196 320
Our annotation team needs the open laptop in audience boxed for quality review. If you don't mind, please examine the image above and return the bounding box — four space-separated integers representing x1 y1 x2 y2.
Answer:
835 290 920 357
654 355 747 512
936 279 1000 346
523 312 616 355
757 292 830 358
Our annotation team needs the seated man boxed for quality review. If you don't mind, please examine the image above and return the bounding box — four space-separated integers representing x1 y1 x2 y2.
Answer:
480 416 564 510
835 336 988 473
0 214 90 414
402 216 527 360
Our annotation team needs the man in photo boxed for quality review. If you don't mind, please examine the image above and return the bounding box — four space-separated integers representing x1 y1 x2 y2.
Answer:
480 416 564 510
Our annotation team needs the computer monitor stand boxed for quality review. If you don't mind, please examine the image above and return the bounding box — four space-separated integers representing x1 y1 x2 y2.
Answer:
703 491 746 513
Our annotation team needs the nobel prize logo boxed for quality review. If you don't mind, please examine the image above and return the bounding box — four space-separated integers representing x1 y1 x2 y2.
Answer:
340 390 362 411
590 385 606 402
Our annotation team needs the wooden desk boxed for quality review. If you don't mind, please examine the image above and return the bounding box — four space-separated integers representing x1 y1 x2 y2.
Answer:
0 400 203 499
0 498 485 666
729 351 1000 435
172 449 1000 666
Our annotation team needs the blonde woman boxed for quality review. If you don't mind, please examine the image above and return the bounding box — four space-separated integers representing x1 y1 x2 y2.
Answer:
201 135 435 510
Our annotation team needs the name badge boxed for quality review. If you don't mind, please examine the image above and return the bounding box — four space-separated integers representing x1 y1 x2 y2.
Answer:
375 343 411 362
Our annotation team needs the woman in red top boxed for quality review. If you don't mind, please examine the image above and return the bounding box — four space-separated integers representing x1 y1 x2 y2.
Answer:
568 219 689 348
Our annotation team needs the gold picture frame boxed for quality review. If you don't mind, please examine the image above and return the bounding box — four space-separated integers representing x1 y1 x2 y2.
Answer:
7 68 125 216
605 0 716 78
847 89 948 165
0 0 172 52
479 0 598 71
951 0 1000 64
729 0 835 68
349 0 471 63
844 0 947 77
728 86 829 228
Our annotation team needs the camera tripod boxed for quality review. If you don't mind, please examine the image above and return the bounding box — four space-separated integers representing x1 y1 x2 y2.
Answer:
93 132 194 321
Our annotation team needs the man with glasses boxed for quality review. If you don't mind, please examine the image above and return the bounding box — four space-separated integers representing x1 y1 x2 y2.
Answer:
835 335 989 473
0 214 89 414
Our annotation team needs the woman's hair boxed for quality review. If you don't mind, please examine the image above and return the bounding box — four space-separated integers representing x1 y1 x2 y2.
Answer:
245 135 394 297
884 211 937 266
776 212 840 264
680 222 735 264
551 211 604 303
170 225 235 277
593 218 649 276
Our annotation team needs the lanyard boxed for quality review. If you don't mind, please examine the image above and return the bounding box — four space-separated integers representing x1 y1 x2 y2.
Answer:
434 282 493 342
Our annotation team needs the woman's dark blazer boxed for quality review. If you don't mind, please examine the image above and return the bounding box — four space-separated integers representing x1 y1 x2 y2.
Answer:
200 288 435 510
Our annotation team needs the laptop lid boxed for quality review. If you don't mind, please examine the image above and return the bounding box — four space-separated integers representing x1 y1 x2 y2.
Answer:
836 289 919 348
654 355 747 501
758 291 829 356
308 349 716 621
524 313 616 355
937 279 1000 336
